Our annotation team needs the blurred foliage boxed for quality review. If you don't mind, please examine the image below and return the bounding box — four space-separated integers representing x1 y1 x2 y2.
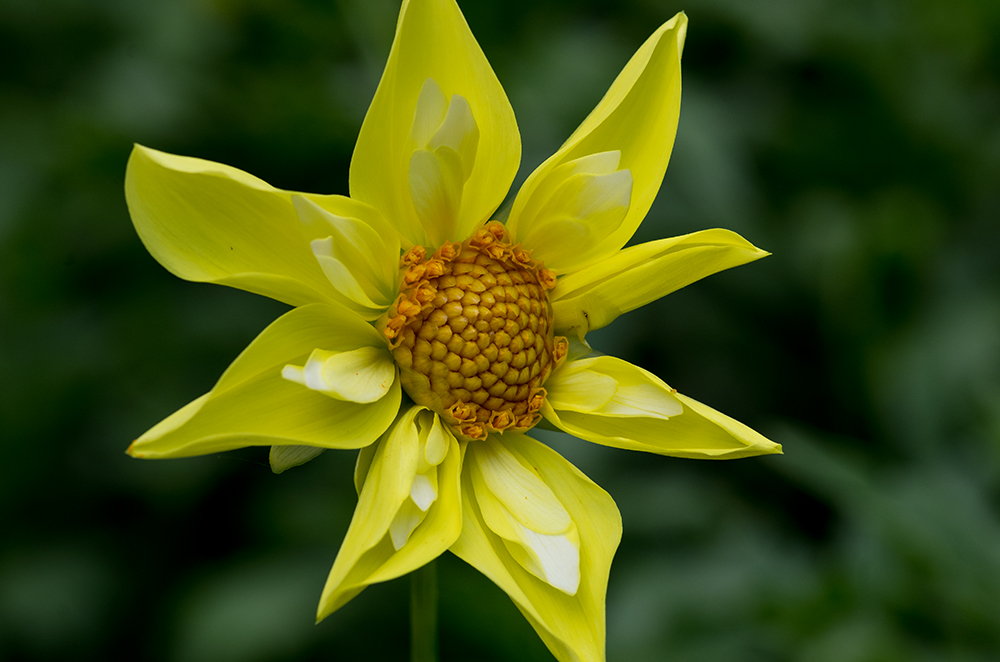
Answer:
2 0 999 660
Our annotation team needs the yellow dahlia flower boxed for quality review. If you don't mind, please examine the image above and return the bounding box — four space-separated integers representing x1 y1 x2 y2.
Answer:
125 1 780 660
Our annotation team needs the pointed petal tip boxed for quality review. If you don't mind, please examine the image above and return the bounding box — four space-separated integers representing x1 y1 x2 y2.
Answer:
315 588 342 624
127 143 171 168
673 11 689 53
744 247 771 264
749 438 782 457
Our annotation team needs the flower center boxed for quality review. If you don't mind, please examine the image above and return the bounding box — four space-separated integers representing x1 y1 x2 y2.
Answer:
381 221 567 440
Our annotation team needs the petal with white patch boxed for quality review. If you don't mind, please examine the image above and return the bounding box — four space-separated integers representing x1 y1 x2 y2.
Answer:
468 437 580 595
292 196 399 318
316 407 463 621
282 345 396 404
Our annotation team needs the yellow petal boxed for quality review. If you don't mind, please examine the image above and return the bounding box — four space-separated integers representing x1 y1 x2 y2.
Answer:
350 0 519 247
305 250 384 311
408 146 466 244
551 229 768 337
508 13 687 270
503 524 581 596
292 196 400 318
467 438 579 594
428 92 479 179
543 357 781 459
546 355 682 420
127 304 400 459
519 168 634 274
126 145 344 307
411 77 449 147
450 432 621 662
540 362 617 412
423 413 452 466
509 150 634 273
317 408 463 620
390 496 429 550
469 437 572 536
409 472 439 512
282 346 396 404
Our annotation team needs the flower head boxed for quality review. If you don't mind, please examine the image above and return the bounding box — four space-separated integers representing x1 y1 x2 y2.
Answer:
125 1 780 660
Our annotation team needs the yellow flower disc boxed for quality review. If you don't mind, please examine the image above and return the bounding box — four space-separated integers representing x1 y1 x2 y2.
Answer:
382 222 568 440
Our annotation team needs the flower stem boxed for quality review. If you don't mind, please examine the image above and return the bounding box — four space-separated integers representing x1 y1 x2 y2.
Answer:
410 561 439 662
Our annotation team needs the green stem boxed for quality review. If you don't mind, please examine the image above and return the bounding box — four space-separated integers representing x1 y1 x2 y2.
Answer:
410 561 439 662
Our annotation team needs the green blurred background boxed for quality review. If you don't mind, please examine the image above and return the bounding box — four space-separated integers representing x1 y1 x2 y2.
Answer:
2 0 999 660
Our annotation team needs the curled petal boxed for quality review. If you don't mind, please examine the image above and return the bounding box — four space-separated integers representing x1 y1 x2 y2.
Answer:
468 437 579 594
317 408 463 621
511 152 634 274
451 433 621 662
508 13 687 271
282 346 396 404
545 356 683 418
428 92 479 179
404 85 479 245
471 437 573 537
543 356 782 459
292 196 400 318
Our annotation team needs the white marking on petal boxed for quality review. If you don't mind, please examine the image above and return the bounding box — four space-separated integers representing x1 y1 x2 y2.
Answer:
302 351 330 392
475 438 571 534
281 365 306 385
468 439 583 594
390 498 426 551
514 525 580 595
410 473 437 512
384 414 453 552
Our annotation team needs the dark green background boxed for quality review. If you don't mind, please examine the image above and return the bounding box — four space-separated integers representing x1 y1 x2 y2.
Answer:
2 0 999 660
